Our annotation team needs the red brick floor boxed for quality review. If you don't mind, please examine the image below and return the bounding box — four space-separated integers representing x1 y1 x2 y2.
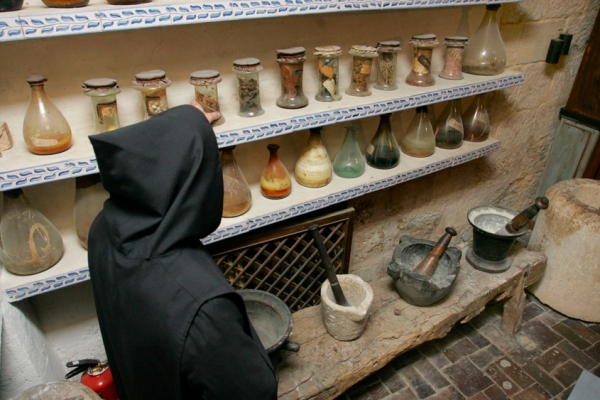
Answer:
336 295 600 400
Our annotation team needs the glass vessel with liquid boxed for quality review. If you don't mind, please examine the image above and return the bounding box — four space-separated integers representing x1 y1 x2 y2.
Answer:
405 34 439 87
276 47 309 109
439 37 468 80
462 5 506 76
82 78 121 135
346 45 378 97
233 58 265 118
23 75 72 155
295 127 332 188
463 94 491 142
260 144 291 199
74 174 109 249
314 45 342 102
435 100 464 149
190 70 225 127
132 70 171 120
333 126 365 178
221 146 252 217
401 106 436 157
374 40 400 91
366 113 400 169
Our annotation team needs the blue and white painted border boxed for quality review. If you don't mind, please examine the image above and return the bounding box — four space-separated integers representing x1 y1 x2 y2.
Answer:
0 157 98 190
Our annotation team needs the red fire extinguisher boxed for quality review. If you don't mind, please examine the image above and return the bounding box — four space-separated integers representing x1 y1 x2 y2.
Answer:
66 359 119 400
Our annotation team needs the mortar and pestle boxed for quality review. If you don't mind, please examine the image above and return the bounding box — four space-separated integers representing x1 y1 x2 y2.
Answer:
388 228 462 306
309 225 373 341
467 197 549 273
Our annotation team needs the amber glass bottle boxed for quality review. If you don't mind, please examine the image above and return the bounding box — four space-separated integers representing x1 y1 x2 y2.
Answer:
260 144 292 199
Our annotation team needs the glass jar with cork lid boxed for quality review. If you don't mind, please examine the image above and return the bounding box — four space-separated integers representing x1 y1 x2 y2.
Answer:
82 78 121 135
132 70 171 120
405 34 439 87
233 58 265 118
346 45 378 97
189 70 225 127
314 45 342 102
439 37 468 80
374 40 401 91
276 47 309 109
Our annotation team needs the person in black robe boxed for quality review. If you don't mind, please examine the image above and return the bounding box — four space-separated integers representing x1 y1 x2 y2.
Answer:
87 102 277 400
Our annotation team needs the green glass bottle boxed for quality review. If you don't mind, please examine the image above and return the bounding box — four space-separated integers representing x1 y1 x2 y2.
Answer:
366 113 400 169
333 126 365 178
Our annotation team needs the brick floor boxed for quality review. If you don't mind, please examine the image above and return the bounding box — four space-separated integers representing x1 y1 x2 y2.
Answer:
338 295 600 400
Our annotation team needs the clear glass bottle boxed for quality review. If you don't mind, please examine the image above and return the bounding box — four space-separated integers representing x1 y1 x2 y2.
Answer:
189 70 225 127
374 40 400 91
23 75 72 155
405 34 439 87
0 189 64 275
463 94 491 142
221 146 252 217
346 45 378 97
295 127 332 188
260 144 292 199
439 37 468 80
82 78 121 135
314 45 342 102
435 100 464 149
366 113 400 169
401 106 436 157
276 47 309 109
74 174 109 249
233 58 265 118
334 126 365 179
132 70 171 120
462 5 507 76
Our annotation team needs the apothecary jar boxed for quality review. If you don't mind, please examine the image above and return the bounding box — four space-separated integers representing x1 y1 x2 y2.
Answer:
82 78 121 135
189 70 225 126
314 45 343 102
233 58 265 118
132 70 171 120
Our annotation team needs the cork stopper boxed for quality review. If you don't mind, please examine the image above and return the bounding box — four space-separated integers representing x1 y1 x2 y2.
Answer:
189 70 222 85
314 45 342 56
348 45 378 57
233 58 263 73
409 34 439 47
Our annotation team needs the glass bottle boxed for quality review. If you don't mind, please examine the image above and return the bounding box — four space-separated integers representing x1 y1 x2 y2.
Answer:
41 0 88 8
0 189 64 275
295 127 332 188
314 45 342 102
23 75 72 155
439 37 468 80
401 106 436 158
463 94 491 142
346 45 378 97
260 144 292 199
333 126 365 179
189 70 225 127
405 34 439 87
366 113 400 169
462 5 507 76
276 47 309 109
82 78 121 135
74 174 109 249
435 100 464 149
221 146 252 218
374 40 400 91
233 58 265 118
132 70 171 120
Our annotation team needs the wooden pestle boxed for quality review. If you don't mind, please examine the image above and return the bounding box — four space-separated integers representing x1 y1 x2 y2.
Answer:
413 227 457 276
505 197 549 233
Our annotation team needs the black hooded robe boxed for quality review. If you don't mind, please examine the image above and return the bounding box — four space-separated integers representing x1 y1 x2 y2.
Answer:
88 105 277 400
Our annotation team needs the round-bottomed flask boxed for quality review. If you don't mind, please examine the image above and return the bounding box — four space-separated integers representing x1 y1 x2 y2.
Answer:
439 37 468 80
276 47 309 109
366 113 400 169
333 126 365 178
132 70 171 120
189 70 225 127
405 34 439 87
374 40 401 91
295 127 332 188
23 75 72 155
346 45 378 97
463 94 490 142
82 78 121 135
462 5 507 76
435 100 464 149
401 106 436 157
314 45 342 102
221 146 252 217
233 58 265 118
74 174 109 249
261 144 292 199
0 189 64 275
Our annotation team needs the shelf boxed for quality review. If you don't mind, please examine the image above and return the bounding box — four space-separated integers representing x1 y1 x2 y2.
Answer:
2 137 498 302
0 0 524 42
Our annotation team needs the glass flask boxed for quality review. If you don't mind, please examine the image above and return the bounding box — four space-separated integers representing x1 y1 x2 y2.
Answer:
405 34 439 87
366 113 400 169
74 174 109 249
314 45 342 102
132 70 171 120
374 40 400 91
260 144 292 199
233 58 265 118
462 5 507 76
82 78 121 135
333 126 365 179
276 47 309 109
463 94 491 142
346 45 378 97
0 189 64 275
23 75 72 155
221 146 252 218
401 106 436 157
439 37 468 80
42 0 88 8
435 100 464 149
189 70 225 127
295 127 332 188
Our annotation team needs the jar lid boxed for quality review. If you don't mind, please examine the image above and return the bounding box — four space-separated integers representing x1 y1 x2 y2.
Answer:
314 45 342 56
189 70 222 85
276 46 307 63
409 34 439 47
83 78 119 93
444 36 468 47
132 70 171 87
233 57 262 72
348 45 378 57
27 75 47 84
377 40 401 52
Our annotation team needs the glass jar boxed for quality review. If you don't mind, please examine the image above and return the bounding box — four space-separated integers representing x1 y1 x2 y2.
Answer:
374 40 400 91
346 45 378 97
276 47 309 109
463 94 490 142
189 70 225 127
439 37 468 80
435 100 464 149
401 106 436 157
314 45 342 102
260 144 291 199
74 174 109 249
42 0 88 7
405 34 439 87
132 69 171 120
295 127 332 188
221 146 252 217
82 78 121 135
366 113 400 169
233 58 265 118
23 75 72 155
333 126 365 179
462 5 507 76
